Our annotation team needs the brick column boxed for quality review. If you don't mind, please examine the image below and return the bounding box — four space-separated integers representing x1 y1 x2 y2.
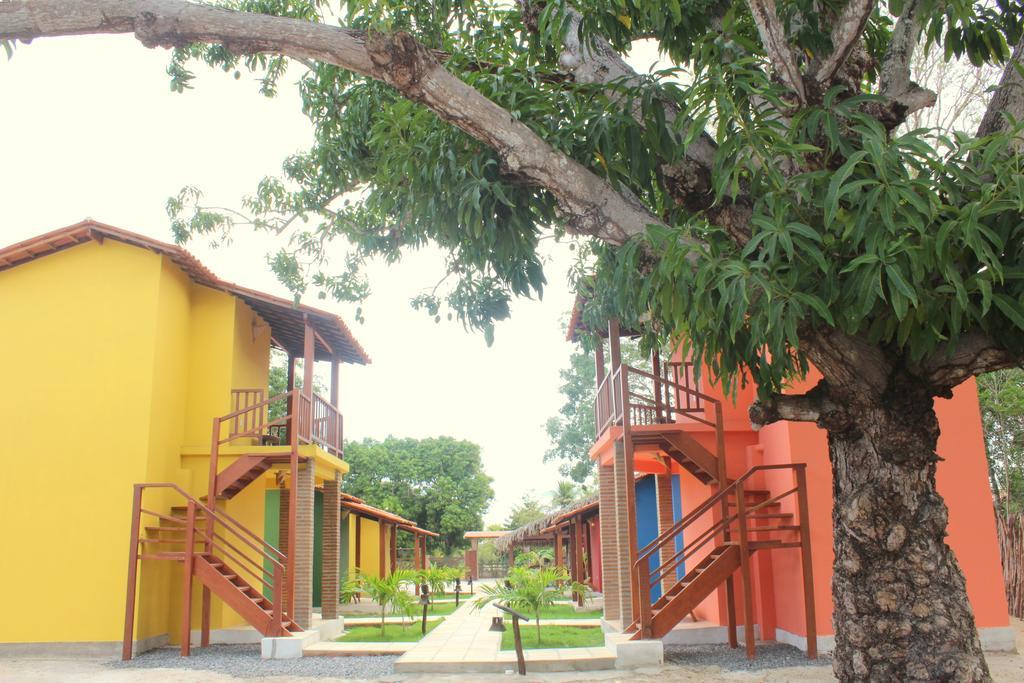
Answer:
321 472 341 620
656 473 676 594
278 486 290 559
293 462 315 628
612 440 635 625
598 459 621 622
278 486 290 611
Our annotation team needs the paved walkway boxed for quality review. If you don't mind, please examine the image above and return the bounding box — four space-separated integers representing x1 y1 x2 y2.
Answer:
392 599 616 673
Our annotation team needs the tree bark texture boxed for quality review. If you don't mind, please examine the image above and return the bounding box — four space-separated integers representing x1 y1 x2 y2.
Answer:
828 382 989 681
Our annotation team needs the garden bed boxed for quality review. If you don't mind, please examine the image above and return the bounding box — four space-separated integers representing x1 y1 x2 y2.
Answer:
499 625 604 650
335 620 442 643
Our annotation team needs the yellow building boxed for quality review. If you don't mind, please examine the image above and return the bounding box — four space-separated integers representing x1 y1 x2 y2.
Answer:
0 220 432 657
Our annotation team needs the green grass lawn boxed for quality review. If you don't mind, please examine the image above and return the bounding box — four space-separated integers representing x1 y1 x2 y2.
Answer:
339 600 459 617
425 600 460 615
500 624 604 650
537 604 603 619
335 619 442 643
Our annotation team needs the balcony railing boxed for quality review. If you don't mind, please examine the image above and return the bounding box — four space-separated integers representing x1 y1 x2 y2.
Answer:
225 388 343 457
594 361 714 437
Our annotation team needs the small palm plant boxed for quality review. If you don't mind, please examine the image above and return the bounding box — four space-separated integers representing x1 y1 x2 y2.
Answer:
474 566 589 645
361 569 417 635
339 570 363 605
418 566 450 602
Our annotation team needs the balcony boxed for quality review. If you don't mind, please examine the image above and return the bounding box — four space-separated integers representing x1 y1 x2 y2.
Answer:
595 360 706 438
225 388 343 458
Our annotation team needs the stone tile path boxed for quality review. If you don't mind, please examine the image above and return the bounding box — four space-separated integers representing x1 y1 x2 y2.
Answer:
392 599 616 673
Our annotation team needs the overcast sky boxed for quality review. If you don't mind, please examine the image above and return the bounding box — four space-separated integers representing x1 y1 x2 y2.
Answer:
0 34 621 525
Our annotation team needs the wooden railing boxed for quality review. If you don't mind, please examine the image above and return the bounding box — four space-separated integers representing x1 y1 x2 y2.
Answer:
309 393 343 456
631 464 814 653
230 388 266 436
122 482 288 659
219 388 342 456
594 362 721 436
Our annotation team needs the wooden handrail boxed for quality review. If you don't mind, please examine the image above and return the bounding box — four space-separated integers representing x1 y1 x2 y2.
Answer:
636 464 805 562
630 463 810 644
123 482 291 660
622 363 718 409
134 483 285 565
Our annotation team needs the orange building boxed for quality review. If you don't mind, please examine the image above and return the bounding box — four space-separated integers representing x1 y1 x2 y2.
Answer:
572 313 1013 656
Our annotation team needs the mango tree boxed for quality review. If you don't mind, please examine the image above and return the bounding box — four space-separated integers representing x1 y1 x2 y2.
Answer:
4 1 1024 679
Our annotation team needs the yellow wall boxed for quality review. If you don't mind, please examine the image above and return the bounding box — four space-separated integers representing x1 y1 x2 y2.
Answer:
0 240 161 643
346 515 392 578
0 240 277 645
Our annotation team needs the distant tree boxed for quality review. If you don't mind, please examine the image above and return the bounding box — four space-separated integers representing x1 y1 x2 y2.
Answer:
544 340 645 482
266 350 326 422
504 494 548 530
979 369 1024 517
343 436 494 554
550 480 580 509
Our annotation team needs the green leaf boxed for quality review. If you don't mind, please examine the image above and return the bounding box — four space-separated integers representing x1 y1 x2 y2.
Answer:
825 151 868 227
994 294 1024 330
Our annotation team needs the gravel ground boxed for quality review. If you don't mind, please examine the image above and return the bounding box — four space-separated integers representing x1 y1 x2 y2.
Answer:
106 644 398 679
664 642 831 671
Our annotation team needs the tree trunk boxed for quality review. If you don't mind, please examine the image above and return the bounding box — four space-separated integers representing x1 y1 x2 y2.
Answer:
829 381 990 681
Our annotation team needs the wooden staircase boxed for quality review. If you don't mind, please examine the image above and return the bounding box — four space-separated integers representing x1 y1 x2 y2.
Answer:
595 358 816 660
631 430 719 484
627 465 816 660
214 452 293 499
123 480 297 660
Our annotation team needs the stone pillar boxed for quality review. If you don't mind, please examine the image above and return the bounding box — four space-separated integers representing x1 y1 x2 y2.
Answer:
598 459 621 622
656 473 676 594
321 472 341 620
612 441 635 625
293 462 315 628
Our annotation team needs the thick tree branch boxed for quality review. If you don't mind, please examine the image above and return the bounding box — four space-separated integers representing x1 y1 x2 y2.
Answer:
978 34 1024 137
813 0 876 87
0 0 673 247
918 331 1021 392
748 380 841 429
537 2 751 242
878 0 936 117
801 327 891 402
746 0 807 103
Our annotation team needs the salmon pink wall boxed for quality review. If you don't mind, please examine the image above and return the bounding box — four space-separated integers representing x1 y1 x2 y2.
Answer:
934 378 1009 629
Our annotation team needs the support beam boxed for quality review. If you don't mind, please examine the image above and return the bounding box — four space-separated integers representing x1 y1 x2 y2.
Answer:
278 484 291 616
303 315 315 397
613 439 637 625
573 518 586 607
330 358 340 406
598 461 621 622
652 348 664 421
355 515 362 569
390 525 398 573
322 473 341 621
555 529 565 568
608 319 622 372
293 462 315 628
656 473 676 596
